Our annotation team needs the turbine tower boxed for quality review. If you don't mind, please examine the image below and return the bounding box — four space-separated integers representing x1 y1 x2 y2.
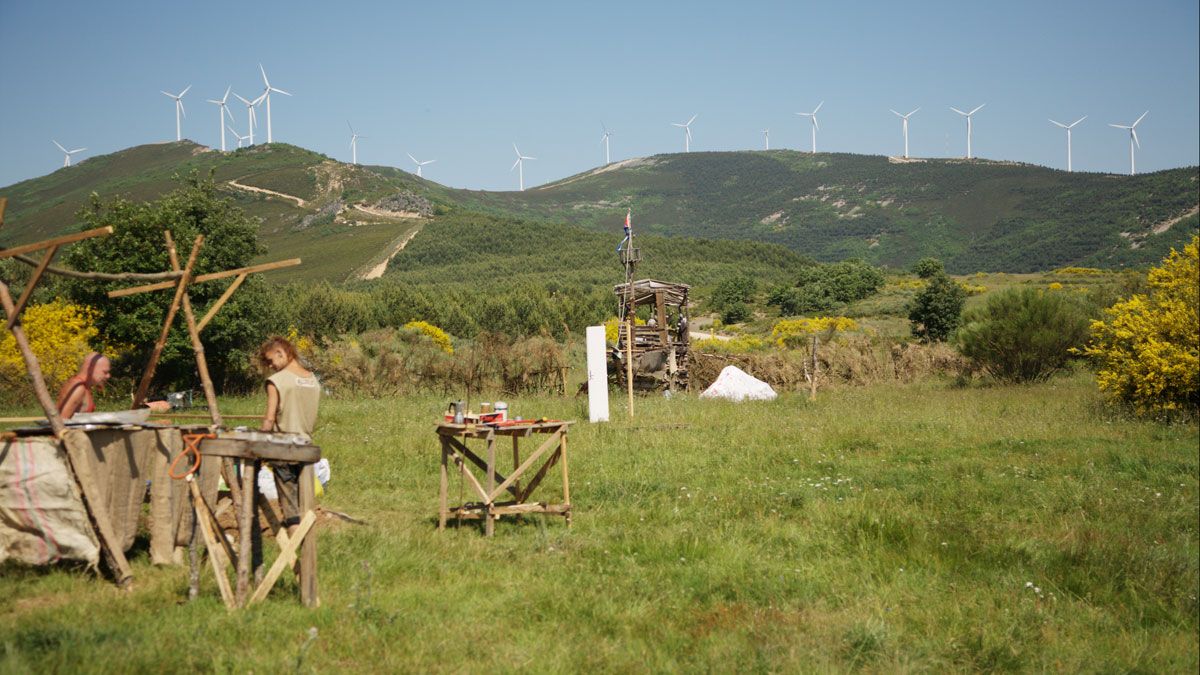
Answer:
407 153 436 177
671 114 697 152
348 122 365 164
763 129 770 150
1049 116 1087 172
890 108 919 158
511 143 536 191
794 101 824 153
258 64 292 144
950 104 985 159
601 123 613 164
1109 111 1148 176
161 85 191 141
233 92 262 145
206 86 234 152
52 140 86 167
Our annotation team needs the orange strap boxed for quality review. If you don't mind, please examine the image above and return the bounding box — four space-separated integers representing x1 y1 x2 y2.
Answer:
169 433 215 480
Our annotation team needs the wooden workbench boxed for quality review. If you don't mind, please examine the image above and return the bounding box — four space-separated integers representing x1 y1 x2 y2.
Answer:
436 420 573 536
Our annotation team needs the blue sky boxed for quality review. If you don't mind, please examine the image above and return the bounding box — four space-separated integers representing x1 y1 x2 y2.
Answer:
2 0 1197 191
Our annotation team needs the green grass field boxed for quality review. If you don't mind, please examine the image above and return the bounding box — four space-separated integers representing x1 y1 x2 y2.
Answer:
2 373 1197 672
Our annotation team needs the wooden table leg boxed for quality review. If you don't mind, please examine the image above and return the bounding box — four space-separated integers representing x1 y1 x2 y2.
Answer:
511 435 521 498
485 431 496 537
560 431 571 527
236 459 256 606
298 463 319 607
438 437 449 531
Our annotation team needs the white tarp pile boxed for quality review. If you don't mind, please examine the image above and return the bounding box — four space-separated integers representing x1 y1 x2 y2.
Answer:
257 458 332 500
699 365 778 402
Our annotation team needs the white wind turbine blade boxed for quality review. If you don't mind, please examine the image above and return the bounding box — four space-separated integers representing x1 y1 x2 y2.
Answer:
1069 116 1087 128
69 147 86 154
525 155 537 161
179 84 191 97
813 116 819 131
968 104 985 115
408 153 418 164
511 157 522 171
162 90 177 98
234 93 251 106
252 92 267 106
686 114 697 125
271 87 292 97
1109 123 1131 129
52 140 68 153
221 86 231 104
259 63 270 87
906 108 919 117
1132 110 1149 127
812 101 824 114
1131 128 1140 148
177 99 186 118
890 109 902 117
950 107 967 116
422 160 436 166
1050 119 1068 128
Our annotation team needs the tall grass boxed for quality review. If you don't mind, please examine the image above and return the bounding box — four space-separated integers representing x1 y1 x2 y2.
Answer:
2 374 1196 672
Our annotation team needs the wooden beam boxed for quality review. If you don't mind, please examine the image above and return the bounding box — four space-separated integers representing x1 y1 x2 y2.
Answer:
196 273 246 333
488 428 561 502
8 254 183 281
107 258 301 298
298 464 319 607
444 436 519 499
247 509 315 605
197 438 320 463
0 226 113 260
7 244 58 329
188 478 236 608
132 234 202 408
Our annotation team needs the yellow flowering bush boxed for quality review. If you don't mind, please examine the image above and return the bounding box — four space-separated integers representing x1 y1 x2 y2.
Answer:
692 335 768 353
1 299 102 392
1047 282 1064 290
403 320 454 354
960 283 987 296
1054 267 1105 276
1081 236 1199 415
285 325 315 357
604 316 645 344
771 317 858 348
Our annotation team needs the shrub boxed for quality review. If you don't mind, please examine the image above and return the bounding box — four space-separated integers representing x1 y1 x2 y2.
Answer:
908 274 966 342
721 302 751 324
957 287 1091 382
1081 236 1199 415
403 321 454 354
1 299 105 397
794 259 885 304
692 335 768 353
771 317 858 348
767 284 836 316
711 275 757 310
911 257 945 279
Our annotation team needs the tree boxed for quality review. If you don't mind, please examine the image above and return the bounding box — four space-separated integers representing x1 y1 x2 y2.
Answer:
911 257 945 279
1081 236 1199 415
957 287 1091 382
62 172 270 392
908 273 966 342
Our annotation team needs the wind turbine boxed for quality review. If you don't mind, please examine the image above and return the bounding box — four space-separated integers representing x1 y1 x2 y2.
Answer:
233 92 262 145
258 64 291 144
671 114 697 152
52 140 86 167
407 153 435 177
890 108 919 158
161 85 191 141
601 123 613 164
206 86 234 152
795 101 823 153
228 124 250 149
511 143 536 191
348 122 365 164
1049 116 1087 172
1109 111 1148 175
763 129 770 150
950 104 985 159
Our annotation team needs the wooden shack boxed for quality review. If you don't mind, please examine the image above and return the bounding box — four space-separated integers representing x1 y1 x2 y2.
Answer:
611 279 691 391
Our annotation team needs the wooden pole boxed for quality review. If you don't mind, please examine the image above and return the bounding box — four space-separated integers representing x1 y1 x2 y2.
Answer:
438 437 449 531
298 463 319 607
108 258 301 298
0 226 113 260
163 231 222 428
810 334 818 401
560 431 571 527
132 233 202 408
196 273 247 333
0 281 64 434
8 255 183 282
485 431 496 537
625 319 635 419
7 244 58 329
236 458 256 606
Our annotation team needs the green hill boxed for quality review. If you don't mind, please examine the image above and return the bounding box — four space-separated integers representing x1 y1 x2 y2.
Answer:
2 143 1196 280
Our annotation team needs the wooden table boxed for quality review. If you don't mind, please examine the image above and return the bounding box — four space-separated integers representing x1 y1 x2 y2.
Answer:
436 421 573 536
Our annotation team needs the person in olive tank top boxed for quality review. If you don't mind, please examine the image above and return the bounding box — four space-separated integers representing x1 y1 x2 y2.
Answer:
258 336 320 531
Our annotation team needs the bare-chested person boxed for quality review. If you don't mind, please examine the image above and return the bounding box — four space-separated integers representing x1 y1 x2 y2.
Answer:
56 352 111 419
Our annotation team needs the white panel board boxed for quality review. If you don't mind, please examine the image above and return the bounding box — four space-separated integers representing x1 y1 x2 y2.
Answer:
585 325 609 423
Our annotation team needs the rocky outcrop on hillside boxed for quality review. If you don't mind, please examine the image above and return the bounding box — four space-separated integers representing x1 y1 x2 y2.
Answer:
374 191 433 218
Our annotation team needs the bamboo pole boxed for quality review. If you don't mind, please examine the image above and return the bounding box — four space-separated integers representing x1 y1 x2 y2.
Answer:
132 233 202 408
